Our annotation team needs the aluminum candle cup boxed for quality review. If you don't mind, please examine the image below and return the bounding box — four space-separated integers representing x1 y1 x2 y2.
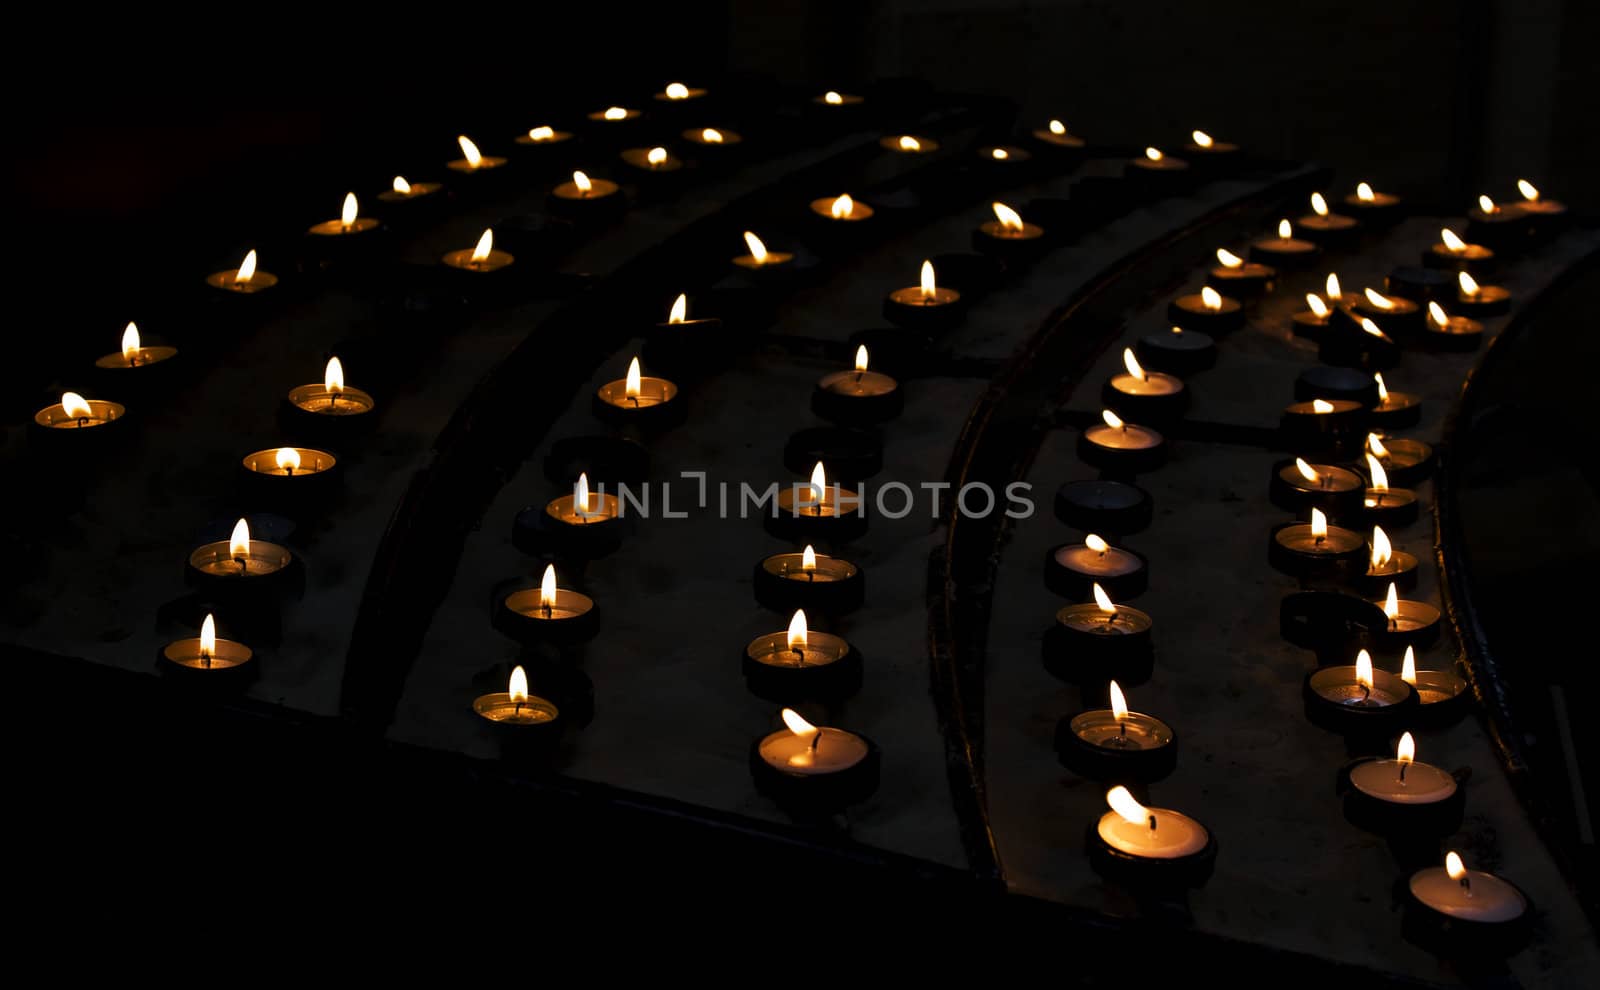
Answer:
769 468 868 545
1044 539 1148 600
159 615 256 688
473 668 562 758
1366 590 1442 652
283 359 376 445
513 479 627 559
185 519 297 602
1079 411 1167 476
1404 853 1531 953
883 261 965 333
1369 436 1435 486
1339 747 1465 837
1343 185 1404 226
549 170 626 222
239 446 340 515
1249 223 1320 269
750 711 880 812
1042 593 1155 686
1269 458 1364 519
1269 514 1366 579
494 568 599 647
30 393 128 455
1087 787 1216 889
753 548 865 616
742 616 863 702
1166 289 1244 334
1407 664 1471 728
1208 253 1275 297
1124 148 1191 194
1056 686 1177 783
1102 351 1187 424
1303 659 1417 737
592 359 683 434
1137 326 1216 375
812 351 903 426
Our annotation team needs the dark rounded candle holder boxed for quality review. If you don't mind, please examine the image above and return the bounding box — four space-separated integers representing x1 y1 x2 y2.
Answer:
1422 314 1485 352
748 732 880 813
1077 424 1167 476
1466 208 1534 254
93 346 181 403
1302 666 1418 737
641 315 731 377
1369 394 1423 431
1268 459 1365 520
1055 711 1177 783
1344 193 1405 227
1044 542 1149 600
1053 480 1153 536
1136 328 1216 375
1319 322 1402 372
1350 296 1423 337
473 693 563 761
741 635 863 704
1248 237 1320 270
1387 266 1455 304
1295 366 1380 408
1208 261 1275 298
765 500 869 547
1410 668 1472 728
238 447 342 516
542 435 649 489
882 290 965 333
752 553 865 616
1399 875 1533 957
185 538 302 603
1454 287 1512 319
1375 438 1436 486
1165 294 1244 335
1355 552 1420 595
493 586 600 647
547 183 627 225
591 380 685 435
972 223 1049 264
1042 607 1155 687
1100 377 1189 425
1423 244 1497 276
1279 399 1365 453
1337 759 1466 838
783 427 882 483
1279 592 1390 656
1360 488 1420 530
812 374 904 426
279 388 377 448
1268 520 1367 580
1085 818 1217 890
1291 311 1337 343
512 502 629 560
29 398 130 457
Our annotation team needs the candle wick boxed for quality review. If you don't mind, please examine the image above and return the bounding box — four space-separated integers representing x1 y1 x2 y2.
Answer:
1399 761 1408 783
77 417 88 428
792 645 806 668
235 555 248 576
514 699 523 716
542 601 552 618
1119 719 1127 738
1314 533 1325 547
1359 682 1371 704
628 396 639 407
1148 813 1157 834
1460 874 1473 896
285 464 295 476
811 729 822 754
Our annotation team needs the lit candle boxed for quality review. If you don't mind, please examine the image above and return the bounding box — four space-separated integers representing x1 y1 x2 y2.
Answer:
974 201 1046 259
813 345 902 425
1352 286 1421 334
654 81 706 102
1350 732 1457 805
587 104 642 125
286 356 376 424
1270 456 1364 518
732 230 795 273
240 445 339 507
1126 145 1190 182
473 666 562 754
1400 646 1470 718
307 192 379 237
1249 218 1318 268
743 613 862 701
1297 191 1359 243
1408 852 1528 931
753 543 865 616
550 169 624 220
620 144 684 174
514 124 573 148
1135 324 1216 375
33 390 124 432
1183 128 1238 160
1090 786 1213 887
1279 395 1363 448
1454 271 1511 317
813 89 863 107
516 471 627 559
682 126 743 149
1342 181 1404 224
643 292 728 373
592 356 682 431
1059 680 1177 782
1166 284 1243 334
1031 118 1085 150
93 321 175 373
883 259 964 331
879 133 939 154
1293 292 1336 340
773 461 867 544
1368 371 1422 429
978 144 1031 164
206 248 278 294
750 708 879 810
1079 408 1167 475
441 228 515 274
809 192 874 224
1104 347 1186 422
446 134 507 174
497 563 599 645
1208 247 1275 296
160 613 255 682
1426 226 1495 274
1360 524 1419 594
187 517 294 592
1360 453 1419 528
1366 431 1435 485
375 176 444 222
1270 507 1366 578
546 471 622 527
1515 178 1565 217
1371 580 1442 651
1467 193 1532 251
1046 532 1148 600
1044 583 1155 685
1304 648 1417 740
94 321 178 393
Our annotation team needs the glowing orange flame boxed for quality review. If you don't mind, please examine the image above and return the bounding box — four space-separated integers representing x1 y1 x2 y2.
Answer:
1367 453 1389 492
992 202 1024 232
823 91 843 105
1364 288 1397 310
1200 286 1223 311
787 610 808 651
669 294 687 323
1312 399 1335 413
340 193 358 229
831 194 854 219
237 250 258 284
1311 192 1330 217
701 128 724 143
1326 273 1343 300
802 545 817 572
1277 218 1293 239
1359 317 1387 340
275 447 301 472
1356 182 1376 202
1311 508 1328 539
991 148 1009 160
200 614 216 658
1356 648 1374 690
919 260 937 300
1295 457 1319 484
1086 534 1109 553
898 135 921 151
1402 646 1417 685
665 82 690 100
1122 348 1146 381
603 107 628 120
1397 731 1415 765
743 231 768 264
1383 583 1400 620
1106 785 1148 826
646 147 668 166
1375 372 1389 402
1144 147 1163 162
783 707 818 736
470 229 494 264
1109 680 1129 720
540 564 557 608
1371 525 1392 569
575 472 592 514
1102 409 1125 430
457 135 482 167
1049 119 1067 135
1428 301 1449 327
1517 179 1540 203
809 461 827 504
855 345 869 373
229 518 251 558
1446 852 1467 880
121 322 140 362
61 391 91 418
1478 194 1497 215
1092 582 1117 616
573 170 593 193
1441 228 1467 252
325 357 345 394
528 126 556 141
1216 248 1243 269
1306 294 1331 319
509 665 529 703
625 357 642 399
1459 272 1481 297
1191 130 1214 148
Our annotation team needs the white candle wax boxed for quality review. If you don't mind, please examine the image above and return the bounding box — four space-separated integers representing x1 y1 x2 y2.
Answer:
757 728 869 776
1096 808 1208 859
1410 868 1526 923
1350 759 1457 805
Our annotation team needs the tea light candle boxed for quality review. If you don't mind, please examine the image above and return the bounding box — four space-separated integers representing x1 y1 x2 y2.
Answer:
546 472 621 527
1408 852 1528 933
1057 681 1177 782
1166 285 1243 334
1053 479 1153 536
1454 271 1511 317
206 249 277 294
307 192 379 237
1358 525 1419 595
655 81 706 102
1043 583 1154 685
1270 457 1364 518
1303 649 1417 735
1125 146 1189 184
95 321 177 374
879 134 939 154
813 90 863 107
496 564 599 645
160 614 255 683
1045 533 1148 600
1386 265 1455 305
750 708 879 810
1367 433 1435 485
1209 248 1275 296
684 127 742 152
732 230 795 274
1402 648 1471 724
979 145 1031 165
514 125 573 149
620 145 684 175
1352 287 1421 335
441 228 515 273
1368 372 1421 429
1103 348 1186 422
550 170 624 221
813 345 902 425
1280 397 1364 450
1361 454 1418 529
1371 582 1441 650
1516 178 1566 219
377 175 444 207
742 611 862 701
642 292 729 373
587 105 643 126
1425 227 1495 274
1089 786 1215 888
753 544 865 616
33 390 124 433
1032 118 1085 150
1079 408 1167 475
1344 732 1464 836
593 356 682 432
473 666 561 752
1344 182 1403 225
809 192 874 225
240 446 339 510
446 135 507 175
973 201 1046 260
1270 508 1365 578
1293 293 1337 341
285 357 376 440
1422 301 1484 352
1321 315 1401 372
1250 219 1319 268
1183 129 1238 162
883 259 964 332
514 472 627 559
1466 194 1532 251
772 462 867 544
1136 325 1216 375
1297 192 1359 245
187 518 294 596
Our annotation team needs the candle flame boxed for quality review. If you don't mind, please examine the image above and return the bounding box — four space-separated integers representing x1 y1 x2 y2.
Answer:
809 461 827 502
1312 399 1334 413
1106 785 1148 826
1428 301 1449 327
665 82 689 100
898 135 921 151
1049 119 1066 135
1517 179 1540 203
1382 582 1402 621
919 260 937 300
787 609 808 651
669 293 687 324
1216 248 1243 268
1368 433 1389 458
1367 453 1389 492
341 192 358 229
1458 272 1481 297
1326 273 1343 300
991 148 1009 160
1101 408 1124 430
1478 194 1497 215
1122 347 1146 382
1085 534 1110 554
823 91 843 105
624 356 643 399
62 392 91 419
831 194 854 219
1356 182 1375 203
325 356 345 394
1191 130 1213 148
1200 286 1223 311
1402 645 1417 685
1441 227 1467 252
802 545 817 572
509 665 528 703
1356 648 1374 690
1375 372 1389 402
1446 852 1467 881
1364 288 1396 310
575 472 592 514
646 146 668 166
528 126 555 141
573 170 593 193
229 518 251 558
540 563 557 608
1359 317 1388 340
701 128 723 143
1295 458 1320 484
992 202 1024 232
782 707 818 737
470 229 494 264
743 231 768 264
855 345 869 372
392 176 412 194
457 135 482 167
276 447 301 472
1109 680 1129 720
1311 192 1330 217
237 249 258 284
121 322 141 362
603 106 627 120
1092 582 1117 616
1311 508 1328 539
1371 525 1392 569
1397 731 1415 765
200 614 216 657
1306 294 1331 319
1277 218 1293 239
1144 147 1163 162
